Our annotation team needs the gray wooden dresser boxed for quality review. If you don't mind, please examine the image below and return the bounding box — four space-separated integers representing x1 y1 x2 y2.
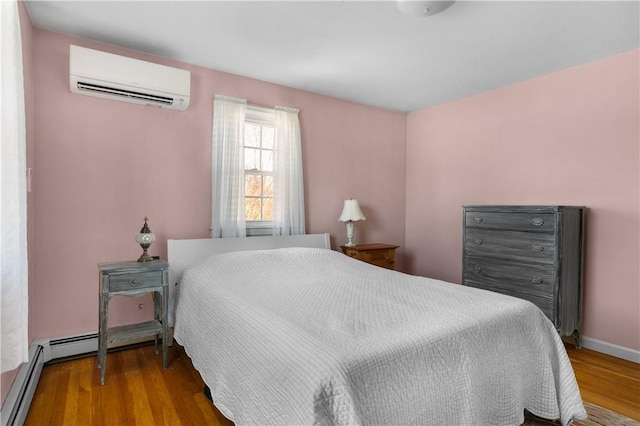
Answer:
462 205 584 347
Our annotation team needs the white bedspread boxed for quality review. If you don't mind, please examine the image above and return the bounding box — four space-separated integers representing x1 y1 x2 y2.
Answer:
173 247 586 426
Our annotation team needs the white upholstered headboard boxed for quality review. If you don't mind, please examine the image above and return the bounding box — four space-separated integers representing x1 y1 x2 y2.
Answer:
167 233 331 325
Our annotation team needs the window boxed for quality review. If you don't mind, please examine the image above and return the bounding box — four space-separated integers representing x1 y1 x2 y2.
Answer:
212 95 304 238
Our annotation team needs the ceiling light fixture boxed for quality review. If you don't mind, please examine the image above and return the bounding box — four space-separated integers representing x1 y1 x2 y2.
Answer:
397 0 455 17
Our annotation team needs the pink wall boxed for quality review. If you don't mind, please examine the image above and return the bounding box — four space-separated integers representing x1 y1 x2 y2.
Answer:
28 31 406 341
405 50 640 351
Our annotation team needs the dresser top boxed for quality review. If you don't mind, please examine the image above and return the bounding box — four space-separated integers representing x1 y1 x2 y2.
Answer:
463 205 585 212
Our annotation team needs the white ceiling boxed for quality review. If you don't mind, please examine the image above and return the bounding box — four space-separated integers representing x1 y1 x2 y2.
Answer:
24 1 640 112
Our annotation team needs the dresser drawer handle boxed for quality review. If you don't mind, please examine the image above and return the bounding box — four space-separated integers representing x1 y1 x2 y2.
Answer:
473 265 482 273
472 217 483 224
130 278 144 286
531 244 544 252
531 277 543 284
532 218 544 226
473 239 483 245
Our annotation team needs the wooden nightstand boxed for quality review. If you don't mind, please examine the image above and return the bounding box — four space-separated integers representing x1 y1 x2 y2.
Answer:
98 259 169 385
340 243 399 270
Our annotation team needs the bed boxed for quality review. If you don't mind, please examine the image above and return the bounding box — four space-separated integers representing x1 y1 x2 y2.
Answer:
169 233 586 426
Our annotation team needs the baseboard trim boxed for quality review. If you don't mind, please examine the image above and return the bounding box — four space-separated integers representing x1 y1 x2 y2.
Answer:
581 336 640 364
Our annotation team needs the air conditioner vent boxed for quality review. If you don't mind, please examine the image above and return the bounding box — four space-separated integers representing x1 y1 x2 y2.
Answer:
76 81 173 105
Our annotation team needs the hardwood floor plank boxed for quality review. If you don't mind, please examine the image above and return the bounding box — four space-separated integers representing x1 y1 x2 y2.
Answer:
76 357 95 426
51 363 70 423
62 359 80 425
24 343 639 425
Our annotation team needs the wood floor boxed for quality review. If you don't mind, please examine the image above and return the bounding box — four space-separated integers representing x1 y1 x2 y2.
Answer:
24 343 639 425
564 345 639 421
25 344 232 426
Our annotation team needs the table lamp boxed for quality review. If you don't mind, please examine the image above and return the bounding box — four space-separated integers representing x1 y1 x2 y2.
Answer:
339 199 366 247
135 217 156 262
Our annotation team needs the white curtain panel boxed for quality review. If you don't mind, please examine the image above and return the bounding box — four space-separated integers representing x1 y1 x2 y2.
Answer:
211 95 247 238
272 107 305 236
1 0 29 373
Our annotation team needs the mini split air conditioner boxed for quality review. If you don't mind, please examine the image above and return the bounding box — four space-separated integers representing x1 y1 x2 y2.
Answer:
69 45 190 111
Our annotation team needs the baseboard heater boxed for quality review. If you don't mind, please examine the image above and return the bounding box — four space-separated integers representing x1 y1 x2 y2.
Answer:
1 332 154 426
1 345 44 426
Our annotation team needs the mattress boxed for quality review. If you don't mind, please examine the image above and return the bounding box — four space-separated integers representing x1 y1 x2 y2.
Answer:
173 247 586 425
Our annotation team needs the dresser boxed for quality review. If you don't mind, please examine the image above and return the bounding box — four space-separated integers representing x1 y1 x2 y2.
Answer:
462 206 584 347
98 259 169 385
340 243 399 270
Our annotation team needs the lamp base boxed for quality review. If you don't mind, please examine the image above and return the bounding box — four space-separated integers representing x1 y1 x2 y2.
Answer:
137 247 153 262
344 222 356 248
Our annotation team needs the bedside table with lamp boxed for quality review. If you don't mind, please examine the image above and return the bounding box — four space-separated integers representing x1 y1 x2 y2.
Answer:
97 217 169 385
338 199 399 270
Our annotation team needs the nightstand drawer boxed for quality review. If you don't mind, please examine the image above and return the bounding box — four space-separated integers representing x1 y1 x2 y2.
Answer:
108 270 163 292
360 250 395 268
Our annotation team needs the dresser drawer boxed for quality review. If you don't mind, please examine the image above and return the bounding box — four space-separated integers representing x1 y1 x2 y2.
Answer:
465 281 555 322
465 212 555 233
463 257 555 299
108 270 163 292
464 228 555 264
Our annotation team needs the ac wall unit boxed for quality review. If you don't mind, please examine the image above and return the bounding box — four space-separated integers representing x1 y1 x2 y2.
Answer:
69 45 190 111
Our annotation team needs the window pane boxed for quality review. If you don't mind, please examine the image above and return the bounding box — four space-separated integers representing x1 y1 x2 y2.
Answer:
244 119 276 225
263 176 273 197
262 149 274 172
245 123 260 147
245 197 261 221
262 197 273 221
262 127 275 149
245 175 262 197
244 147 260 171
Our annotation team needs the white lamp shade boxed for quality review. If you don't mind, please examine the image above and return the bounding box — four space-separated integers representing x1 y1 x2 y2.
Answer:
339 199 366 222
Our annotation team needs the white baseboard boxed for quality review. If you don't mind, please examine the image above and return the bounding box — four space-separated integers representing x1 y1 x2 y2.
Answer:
581 336 640 364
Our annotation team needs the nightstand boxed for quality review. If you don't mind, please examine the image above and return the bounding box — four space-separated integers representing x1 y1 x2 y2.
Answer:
340 243 399 270
98 259 169 385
